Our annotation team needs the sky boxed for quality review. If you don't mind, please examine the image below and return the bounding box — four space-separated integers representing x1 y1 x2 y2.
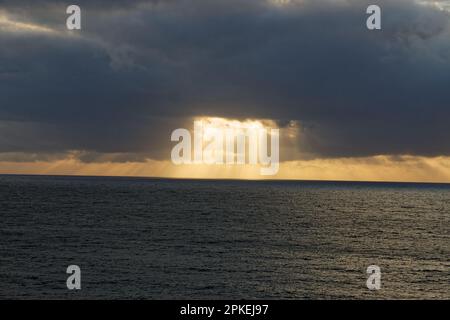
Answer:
1 0 450 182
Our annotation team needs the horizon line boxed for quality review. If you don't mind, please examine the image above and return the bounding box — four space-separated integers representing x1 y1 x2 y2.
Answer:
1 173 450 186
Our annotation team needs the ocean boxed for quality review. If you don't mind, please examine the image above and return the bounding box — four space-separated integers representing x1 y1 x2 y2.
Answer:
0 175 448 299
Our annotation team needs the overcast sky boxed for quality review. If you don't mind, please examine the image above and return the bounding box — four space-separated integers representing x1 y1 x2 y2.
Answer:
1 0 450 178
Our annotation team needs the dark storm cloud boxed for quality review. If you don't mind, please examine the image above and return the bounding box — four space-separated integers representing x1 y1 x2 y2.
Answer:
1 0 450 161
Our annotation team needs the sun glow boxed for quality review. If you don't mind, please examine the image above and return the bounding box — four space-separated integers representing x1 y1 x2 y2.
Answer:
172 117 280 175
194 117 273 130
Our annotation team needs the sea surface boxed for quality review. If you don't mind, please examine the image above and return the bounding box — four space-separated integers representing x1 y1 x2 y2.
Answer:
0 175 449 299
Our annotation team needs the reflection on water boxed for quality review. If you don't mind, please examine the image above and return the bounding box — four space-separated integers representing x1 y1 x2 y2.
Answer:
0 175 449 299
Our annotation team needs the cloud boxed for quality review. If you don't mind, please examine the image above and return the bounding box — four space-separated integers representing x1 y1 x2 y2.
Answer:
1 0 450 163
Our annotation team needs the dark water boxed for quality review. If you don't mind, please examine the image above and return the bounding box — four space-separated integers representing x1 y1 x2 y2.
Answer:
0 175 448 299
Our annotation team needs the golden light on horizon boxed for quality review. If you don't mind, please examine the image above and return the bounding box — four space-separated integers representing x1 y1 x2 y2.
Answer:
0 118 449 183
1 155 450 183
